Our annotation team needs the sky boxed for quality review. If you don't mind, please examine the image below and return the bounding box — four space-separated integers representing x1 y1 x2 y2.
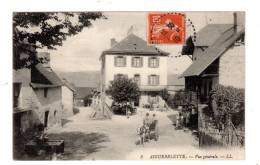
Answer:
41 12 234 74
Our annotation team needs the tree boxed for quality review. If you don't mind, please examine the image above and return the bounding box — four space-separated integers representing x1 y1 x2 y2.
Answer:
13 12 106 69
160 88 170 104
209 85 245 129
106 74 141 114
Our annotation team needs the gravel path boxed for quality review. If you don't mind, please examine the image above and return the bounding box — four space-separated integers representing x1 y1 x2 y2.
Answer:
47 107 200 160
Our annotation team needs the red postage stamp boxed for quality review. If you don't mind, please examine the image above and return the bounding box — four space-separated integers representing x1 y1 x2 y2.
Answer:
148 13 186 45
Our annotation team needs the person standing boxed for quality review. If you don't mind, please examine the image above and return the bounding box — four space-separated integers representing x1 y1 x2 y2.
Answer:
143 113 151 141
152 113 157 123
186 110 191 126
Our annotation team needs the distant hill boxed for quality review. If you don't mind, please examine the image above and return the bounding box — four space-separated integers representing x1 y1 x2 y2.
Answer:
57 71 184 87
56 71 101 88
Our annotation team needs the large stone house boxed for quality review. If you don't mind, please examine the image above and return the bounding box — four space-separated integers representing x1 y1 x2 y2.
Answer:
99 33 170 108
180 12 245 106
13 52 75 132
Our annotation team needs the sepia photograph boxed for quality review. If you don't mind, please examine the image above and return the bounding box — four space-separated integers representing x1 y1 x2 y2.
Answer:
12 11 245 160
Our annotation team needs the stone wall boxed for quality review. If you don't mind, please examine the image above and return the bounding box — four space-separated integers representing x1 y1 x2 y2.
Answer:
219 43 245 89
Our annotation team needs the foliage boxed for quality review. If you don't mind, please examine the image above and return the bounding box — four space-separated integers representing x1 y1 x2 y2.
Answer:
172 89 187 107
160 88 170 104
13 12 106 69
73 107 80 115
107 74 141 106
83 94 93 107
209 85 245 128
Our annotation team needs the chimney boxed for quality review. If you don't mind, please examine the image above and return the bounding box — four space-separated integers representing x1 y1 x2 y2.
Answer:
233 12 245 33
37 52 51 69
111 38 118 48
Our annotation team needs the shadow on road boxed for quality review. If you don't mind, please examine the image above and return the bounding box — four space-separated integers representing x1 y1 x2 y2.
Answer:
14 131 110 160
47 131 110 160
61 119 72 127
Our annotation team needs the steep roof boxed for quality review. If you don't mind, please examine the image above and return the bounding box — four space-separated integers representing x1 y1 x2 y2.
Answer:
100 34 170 59
75 87 95 99
195 24 233 46
62 78 76 92
180 27 245 78
31 63 64 88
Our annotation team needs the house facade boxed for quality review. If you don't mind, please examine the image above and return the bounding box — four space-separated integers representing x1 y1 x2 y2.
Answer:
13 52 74 132
100 34 170 108
180 12 245 106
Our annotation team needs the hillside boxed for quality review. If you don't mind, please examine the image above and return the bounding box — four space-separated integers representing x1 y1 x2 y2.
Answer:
56 71 184 87
56 71 101 88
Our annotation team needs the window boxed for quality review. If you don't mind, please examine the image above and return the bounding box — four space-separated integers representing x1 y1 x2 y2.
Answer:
44 88 48 98
114 56 126 67
13 83 21 97
132 57 143 67
54 110 57 117
149 57 159 68
13 83 21 108
134 74 141 85
148 75 159 85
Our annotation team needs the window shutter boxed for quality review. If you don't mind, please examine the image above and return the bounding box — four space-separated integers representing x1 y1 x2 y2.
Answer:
156 57 160 67
123 56 126 66
140 57 143 67
156 75 160 85
114 56 117 67
148 75 151 85
148 57 151 67
131 57 134 67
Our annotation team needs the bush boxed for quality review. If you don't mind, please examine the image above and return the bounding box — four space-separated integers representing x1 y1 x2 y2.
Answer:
172 89 187 107
209 85 245 128
73 107 80 115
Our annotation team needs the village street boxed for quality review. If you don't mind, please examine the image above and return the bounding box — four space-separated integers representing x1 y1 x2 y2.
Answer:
47 107 200 160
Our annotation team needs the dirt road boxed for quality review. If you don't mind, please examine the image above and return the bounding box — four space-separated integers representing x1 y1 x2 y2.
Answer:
47 107 199 160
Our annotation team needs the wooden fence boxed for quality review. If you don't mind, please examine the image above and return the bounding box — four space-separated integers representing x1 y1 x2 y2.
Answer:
198 104 244 149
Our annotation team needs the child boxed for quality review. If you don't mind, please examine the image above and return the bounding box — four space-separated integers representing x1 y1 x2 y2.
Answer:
180 114 184 129
176 112 180 129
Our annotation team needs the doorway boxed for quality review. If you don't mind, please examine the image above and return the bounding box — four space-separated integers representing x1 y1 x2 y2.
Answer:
134 99 139 107
44 111 49 128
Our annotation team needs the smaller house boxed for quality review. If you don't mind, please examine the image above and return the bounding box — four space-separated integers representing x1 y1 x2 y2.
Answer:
61 78 76 117
13 52 75 132
74 87 96 107
180 12 245 106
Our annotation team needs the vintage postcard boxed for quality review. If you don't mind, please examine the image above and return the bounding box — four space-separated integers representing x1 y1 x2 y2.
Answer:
13 11 245 160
